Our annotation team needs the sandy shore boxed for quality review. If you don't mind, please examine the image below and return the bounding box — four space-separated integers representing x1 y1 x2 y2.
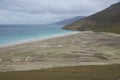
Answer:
0 32 79 48
0 31 120 72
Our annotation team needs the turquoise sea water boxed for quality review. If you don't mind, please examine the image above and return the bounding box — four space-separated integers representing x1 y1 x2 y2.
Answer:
0 24 74 46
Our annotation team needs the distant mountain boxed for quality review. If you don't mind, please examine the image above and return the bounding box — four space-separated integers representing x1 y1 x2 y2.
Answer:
64 2 120 34
55 16 85 25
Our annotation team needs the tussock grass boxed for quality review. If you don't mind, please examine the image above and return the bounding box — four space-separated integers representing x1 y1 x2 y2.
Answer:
0 64 120 80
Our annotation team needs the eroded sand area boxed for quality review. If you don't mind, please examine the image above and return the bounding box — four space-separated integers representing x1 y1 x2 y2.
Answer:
0 31 120 72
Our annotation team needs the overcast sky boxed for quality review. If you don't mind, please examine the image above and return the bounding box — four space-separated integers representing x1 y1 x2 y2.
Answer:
0 0 119 24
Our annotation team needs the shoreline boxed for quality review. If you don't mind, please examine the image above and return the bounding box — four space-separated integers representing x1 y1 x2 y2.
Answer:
0 31 80 48
0 31 120 72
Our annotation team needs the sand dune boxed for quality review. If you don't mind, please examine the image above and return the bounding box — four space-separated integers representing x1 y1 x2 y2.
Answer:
0 31 120 72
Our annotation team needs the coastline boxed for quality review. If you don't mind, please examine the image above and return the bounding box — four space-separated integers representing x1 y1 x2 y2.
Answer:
0 31 80 48
0 31 120 72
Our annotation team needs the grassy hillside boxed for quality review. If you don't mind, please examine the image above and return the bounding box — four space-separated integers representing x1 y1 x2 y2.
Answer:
0 64 120 80
64 2 120 34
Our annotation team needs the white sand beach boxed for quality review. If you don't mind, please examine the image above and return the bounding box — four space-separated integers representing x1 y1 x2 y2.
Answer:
0 31 120 72
0 32 79 48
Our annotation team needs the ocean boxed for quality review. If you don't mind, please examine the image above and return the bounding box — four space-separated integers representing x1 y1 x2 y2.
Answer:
0 24 75 46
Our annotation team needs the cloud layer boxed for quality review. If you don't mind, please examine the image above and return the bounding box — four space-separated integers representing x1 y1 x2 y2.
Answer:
0 0 119 24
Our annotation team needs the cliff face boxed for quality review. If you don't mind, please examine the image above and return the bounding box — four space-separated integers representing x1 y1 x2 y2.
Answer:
64 2 120 34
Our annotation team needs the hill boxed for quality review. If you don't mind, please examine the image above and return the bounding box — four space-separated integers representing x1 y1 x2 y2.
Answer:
55 16 84 25
64 2 120 34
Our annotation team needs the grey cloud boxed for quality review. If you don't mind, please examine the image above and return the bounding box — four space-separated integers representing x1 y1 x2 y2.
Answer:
0 0 119 24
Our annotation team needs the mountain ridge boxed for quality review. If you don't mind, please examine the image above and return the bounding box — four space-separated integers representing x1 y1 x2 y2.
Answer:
55 16 85 25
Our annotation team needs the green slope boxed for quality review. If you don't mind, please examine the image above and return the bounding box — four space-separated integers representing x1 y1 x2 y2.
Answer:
64 2 120 34
0 65 120 80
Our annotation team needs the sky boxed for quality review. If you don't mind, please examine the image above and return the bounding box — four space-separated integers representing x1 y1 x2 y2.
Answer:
0 0 119 24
